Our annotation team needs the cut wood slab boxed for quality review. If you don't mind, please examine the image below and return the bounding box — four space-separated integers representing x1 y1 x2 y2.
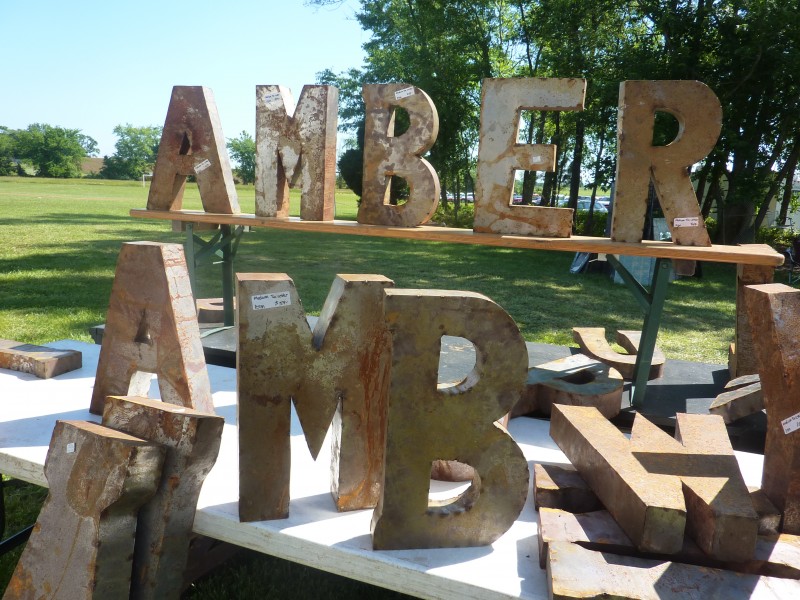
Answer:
572 327 665 380
710 382 763 424
533 463 603 514
547 542 800 600
514 353 622 419
539 507 800 579
0 339 81 379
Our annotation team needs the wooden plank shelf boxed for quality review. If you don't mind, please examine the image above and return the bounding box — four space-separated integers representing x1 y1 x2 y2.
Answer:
130 209 784 267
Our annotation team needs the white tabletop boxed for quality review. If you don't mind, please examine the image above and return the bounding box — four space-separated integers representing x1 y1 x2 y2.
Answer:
0 340 765 599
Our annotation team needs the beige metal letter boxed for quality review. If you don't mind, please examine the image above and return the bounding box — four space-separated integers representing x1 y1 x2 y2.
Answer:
255 85 338 220
90 242 213 416
237 273 393 520
611 80 721 245
147 86 239 214
359 84 440 226
474 78 585 237
371 289 529 549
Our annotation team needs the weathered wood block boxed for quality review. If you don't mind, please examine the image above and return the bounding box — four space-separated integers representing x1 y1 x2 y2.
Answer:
611 80 719 246
539 508 800 579
572 327 665 380
731 258 774 378
473 78 584 237
533 463 603 513
514 353 623 418
237 273 393 520
90 242 213 416
5 421 164 600
147 86 239 214
547 542 800 599
0 339 81 379
372 289 529 549
359 84 440 227
102 396 224 600
745 283 800 534
538 508 634 568
751 487 782 537
552 406 758 561
709 381 763 424
255 85 338 221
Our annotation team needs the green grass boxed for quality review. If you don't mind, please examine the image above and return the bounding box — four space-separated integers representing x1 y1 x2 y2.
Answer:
0 175 785 596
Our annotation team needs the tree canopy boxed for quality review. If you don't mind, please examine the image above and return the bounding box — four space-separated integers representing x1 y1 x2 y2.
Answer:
12 124 98 178
227 131 257 185
100 124 161 180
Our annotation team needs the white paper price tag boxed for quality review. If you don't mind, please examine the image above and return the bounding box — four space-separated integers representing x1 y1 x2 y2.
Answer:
252 292 291 311
673 217 700 228
782 412 800 435
394 87 415 100
194 159 212 174
66 442 76 454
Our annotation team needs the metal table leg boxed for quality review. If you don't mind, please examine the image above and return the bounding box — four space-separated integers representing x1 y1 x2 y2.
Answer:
183 224 245 327
607 256 672 409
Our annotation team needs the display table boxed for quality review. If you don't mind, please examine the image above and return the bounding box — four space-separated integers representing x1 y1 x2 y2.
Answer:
0 341 766 599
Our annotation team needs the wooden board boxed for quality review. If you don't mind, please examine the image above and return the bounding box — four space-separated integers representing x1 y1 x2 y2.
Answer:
0 339 81 379
130 209 784 267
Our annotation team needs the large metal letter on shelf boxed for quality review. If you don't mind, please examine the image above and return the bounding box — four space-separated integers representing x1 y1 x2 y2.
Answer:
237 273 394 520
359 84 440 226
147 85 240 214
371 289 529 549
90 242 213 416
5 421 164 600
255 85 338 220
612 80 720 245
474 77 585 237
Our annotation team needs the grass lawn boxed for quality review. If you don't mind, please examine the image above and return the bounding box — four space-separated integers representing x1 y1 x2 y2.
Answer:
0 175 783 597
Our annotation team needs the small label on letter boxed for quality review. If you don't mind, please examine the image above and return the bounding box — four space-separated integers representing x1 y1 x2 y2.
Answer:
782 412 800 435
394 87 415 100
66 442 76 454
673 217 700 228
194 159 212 174
252 292 291 310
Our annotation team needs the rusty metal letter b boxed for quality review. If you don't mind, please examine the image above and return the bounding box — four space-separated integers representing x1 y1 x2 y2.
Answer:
358 84 440 227
371 289 529 549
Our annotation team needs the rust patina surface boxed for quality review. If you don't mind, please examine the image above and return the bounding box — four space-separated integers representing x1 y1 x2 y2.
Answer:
6 421 163 599
90 242 213 416
147 86 239 214
255 85 338 220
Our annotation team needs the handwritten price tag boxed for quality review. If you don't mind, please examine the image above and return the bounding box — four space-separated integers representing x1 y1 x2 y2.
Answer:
782 412 800 435
252 292 291 311
673 217 700 228
394 87 415 100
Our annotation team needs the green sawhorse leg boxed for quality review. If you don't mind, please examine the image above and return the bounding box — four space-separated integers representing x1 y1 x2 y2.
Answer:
606 256 672 409
184 223 246 327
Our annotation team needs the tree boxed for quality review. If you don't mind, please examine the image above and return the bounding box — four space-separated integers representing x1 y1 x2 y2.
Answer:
0 126 15 176
100 124 161 180
13 123 98 178
227 131 256 185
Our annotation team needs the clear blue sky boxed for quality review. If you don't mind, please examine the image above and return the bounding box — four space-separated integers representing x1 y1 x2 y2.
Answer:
1 0 366 156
